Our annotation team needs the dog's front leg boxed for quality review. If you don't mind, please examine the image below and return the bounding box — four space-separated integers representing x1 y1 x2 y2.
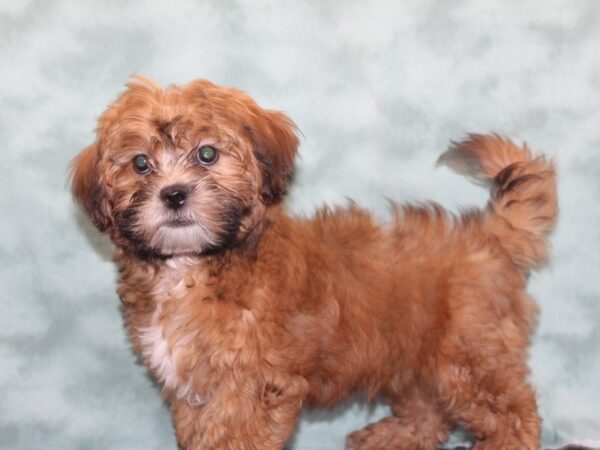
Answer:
171 370 308 450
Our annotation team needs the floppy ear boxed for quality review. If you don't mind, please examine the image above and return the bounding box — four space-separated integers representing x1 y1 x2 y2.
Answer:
70 144 112 232
246 110 299 204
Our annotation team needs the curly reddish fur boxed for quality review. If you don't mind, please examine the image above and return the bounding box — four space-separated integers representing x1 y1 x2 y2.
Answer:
71 77 557 450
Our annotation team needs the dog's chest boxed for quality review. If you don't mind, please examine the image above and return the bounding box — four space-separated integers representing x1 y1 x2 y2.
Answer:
138 257 207 404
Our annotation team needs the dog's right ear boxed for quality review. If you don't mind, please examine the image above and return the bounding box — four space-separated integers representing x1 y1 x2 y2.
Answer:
70 143 112 232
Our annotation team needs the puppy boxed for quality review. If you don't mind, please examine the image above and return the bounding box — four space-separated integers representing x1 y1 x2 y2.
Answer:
71 77 557 450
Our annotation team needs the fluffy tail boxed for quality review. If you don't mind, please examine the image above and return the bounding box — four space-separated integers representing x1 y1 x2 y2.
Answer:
438 134 558 271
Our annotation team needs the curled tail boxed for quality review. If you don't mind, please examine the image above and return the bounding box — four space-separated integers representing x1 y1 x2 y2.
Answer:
438 134 558 271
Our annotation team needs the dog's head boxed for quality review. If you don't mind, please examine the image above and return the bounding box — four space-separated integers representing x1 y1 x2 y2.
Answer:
71 77 298 258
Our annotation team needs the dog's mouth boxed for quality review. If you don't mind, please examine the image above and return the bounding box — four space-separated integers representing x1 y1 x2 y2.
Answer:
162 216 196 228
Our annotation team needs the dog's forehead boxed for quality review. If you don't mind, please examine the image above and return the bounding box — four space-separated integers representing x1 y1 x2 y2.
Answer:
111 98 225 152
99 80 260 165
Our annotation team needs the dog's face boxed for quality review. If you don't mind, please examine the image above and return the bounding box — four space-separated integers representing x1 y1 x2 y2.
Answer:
71 77 298 257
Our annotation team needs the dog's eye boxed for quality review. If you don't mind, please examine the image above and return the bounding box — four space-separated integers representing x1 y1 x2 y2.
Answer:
133 154 150 174
197 146 218 165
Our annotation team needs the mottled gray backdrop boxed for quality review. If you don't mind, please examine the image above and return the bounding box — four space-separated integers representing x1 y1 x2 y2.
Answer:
1 1 599 449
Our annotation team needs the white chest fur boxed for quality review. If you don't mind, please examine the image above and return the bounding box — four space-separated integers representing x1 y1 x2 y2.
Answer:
138 256 205 404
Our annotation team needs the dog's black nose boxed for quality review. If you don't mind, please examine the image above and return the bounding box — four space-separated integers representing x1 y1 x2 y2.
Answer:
160 185 189 210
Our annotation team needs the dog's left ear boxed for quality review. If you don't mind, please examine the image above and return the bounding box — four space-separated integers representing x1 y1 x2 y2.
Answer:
246 110 299 204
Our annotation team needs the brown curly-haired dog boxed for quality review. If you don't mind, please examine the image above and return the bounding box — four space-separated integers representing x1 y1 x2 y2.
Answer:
71 77 557 450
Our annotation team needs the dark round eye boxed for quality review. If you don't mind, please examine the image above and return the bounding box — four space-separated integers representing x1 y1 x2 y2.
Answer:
197 146 218 165
133 154 150 174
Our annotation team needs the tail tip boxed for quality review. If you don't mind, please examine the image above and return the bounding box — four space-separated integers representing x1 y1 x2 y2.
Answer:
437 134 495 178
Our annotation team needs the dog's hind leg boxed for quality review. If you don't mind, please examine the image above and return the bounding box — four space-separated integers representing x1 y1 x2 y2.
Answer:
345 389 450 450
435 355 541 450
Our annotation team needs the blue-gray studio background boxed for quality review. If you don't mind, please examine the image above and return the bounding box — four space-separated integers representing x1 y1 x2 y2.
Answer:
1 1 599 449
